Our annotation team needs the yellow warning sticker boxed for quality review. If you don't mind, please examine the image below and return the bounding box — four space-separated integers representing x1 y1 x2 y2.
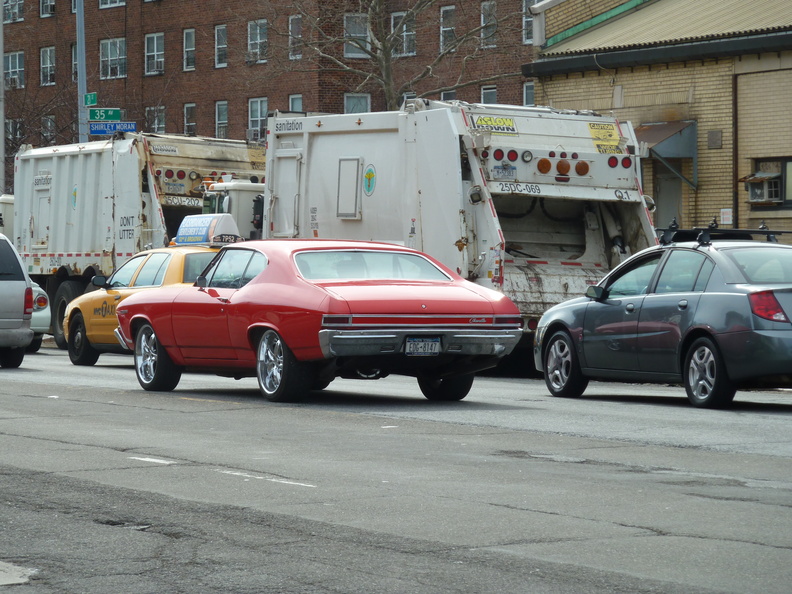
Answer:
588 122 619 143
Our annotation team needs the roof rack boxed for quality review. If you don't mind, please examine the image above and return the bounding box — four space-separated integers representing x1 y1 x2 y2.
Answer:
657 218 784 246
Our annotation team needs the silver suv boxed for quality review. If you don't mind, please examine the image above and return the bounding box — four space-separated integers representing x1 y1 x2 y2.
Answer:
0 232 33 367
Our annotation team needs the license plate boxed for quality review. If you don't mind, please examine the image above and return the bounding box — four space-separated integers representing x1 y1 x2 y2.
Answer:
493 166 515 179
405 337 440 356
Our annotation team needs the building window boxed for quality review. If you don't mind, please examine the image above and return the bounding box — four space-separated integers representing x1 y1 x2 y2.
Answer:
215 100 228 138
344 93 370 114
145 33 164 75
248 97 267 138
391 11 416 57
5 119 24 141
40 46 55 86
71 0 75 13
440 6 456 53
440 90 457 101
344 13 369 58
247 19 267 63
99 0 125 7
523 81 534 105
146 106 165 133
481 85 497 103
289 15 302 60
40 0 54 17
41 115 56 145
4 0 24 23
743 160 791 207
481 1 497 47
4 51 25 89
183 103 196 135
289 94 303 112
523 0 538 44
183 29 195 71
71 43 77 81
99 38 126 79
215 25 227 68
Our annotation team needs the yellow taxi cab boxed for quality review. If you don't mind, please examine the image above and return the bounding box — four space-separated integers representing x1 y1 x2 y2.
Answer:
63 214 240 366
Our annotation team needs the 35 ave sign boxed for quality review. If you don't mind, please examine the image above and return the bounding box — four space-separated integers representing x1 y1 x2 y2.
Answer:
88 108 121 121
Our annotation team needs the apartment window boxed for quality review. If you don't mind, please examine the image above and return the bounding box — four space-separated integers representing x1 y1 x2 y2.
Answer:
5 119 24 141
289 15 302 60
40 46 55 85
183 29 195 71
481 1 497 47
440 90 457 101
146 106 165 133
41 115 56 145
391 11 416 57
440 6 456 53
744 159 792 207
523 0 538 44
344 13 369 58
523 81 534 105
248 97 267 136
215 101 228 138
247 19 267 63
99 0 125 7
145 33 164 75
289 94 302 112
344 93 370 114
481 85 497 103
183 103 196 135
99 38 126 79
71 43 77 81
40 0 54 17
215 25 227 68
4 0 24 23
4 51 25 89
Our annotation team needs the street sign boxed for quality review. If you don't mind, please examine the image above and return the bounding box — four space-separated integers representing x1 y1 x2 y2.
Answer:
84 92 97 107
88 108 121 121
89 121 137 135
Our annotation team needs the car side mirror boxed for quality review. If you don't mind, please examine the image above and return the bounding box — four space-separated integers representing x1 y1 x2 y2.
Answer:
91 275 108 288
586 285 607 300
195 275 207 289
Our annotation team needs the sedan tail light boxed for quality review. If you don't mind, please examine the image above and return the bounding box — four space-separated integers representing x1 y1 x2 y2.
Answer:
749 290 789 323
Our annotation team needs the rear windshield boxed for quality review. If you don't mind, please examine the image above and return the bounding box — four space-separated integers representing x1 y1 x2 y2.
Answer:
183 252 218 283
723 247 792 283
0 240 24 281
294 250 451 281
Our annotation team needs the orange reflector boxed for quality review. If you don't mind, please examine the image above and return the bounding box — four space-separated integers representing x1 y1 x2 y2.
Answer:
575 161 590 176
556 159 571 175
537 158 552 174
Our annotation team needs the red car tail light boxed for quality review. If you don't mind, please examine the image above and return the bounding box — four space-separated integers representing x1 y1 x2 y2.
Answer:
749 290 789 322
322 315 353 326
24 287 34 315
34 293 48 310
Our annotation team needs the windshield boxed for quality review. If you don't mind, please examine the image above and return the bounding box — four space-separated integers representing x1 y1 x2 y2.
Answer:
724 247 792 283
294 250 451 281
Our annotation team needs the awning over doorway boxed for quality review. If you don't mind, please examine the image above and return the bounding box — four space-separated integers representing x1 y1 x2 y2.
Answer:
634 121 697 189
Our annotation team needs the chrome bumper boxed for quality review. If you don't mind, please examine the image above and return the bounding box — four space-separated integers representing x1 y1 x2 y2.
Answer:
114 327 133 351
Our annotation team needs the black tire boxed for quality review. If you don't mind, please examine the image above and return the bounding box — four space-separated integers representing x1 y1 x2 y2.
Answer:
543 330 589 398
134 323 182 391
68 312 100 366
684 337 736 408
417 373 475 401
26 335 43 353
0 347 25 368
256 330 312 402
52 280 84 350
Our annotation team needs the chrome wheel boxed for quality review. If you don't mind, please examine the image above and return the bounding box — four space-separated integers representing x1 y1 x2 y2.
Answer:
687 345 716 401
136 327 158 384
134 324 181 392
257 330 284 396
543 330 588 398
546 337 573 392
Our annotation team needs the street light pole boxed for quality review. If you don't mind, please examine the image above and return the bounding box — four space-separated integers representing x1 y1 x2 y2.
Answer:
76 0 88 142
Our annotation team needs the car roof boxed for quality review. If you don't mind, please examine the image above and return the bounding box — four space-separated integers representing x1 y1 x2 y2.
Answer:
224 239 423 256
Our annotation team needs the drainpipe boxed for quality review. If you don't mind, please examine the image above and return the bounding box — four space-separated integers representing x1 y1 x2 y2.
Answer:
732 72 739 229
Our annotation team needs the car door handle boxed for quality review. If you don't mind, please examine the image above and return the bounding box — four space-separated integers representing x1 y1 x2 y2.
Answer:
114 295 121 300
217 297 230 303
625 303 635 313
678 299 688 309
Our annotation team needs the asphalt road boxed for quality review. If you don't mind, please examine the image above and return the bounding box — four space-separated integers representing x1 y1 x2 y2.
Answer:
1 346 791 593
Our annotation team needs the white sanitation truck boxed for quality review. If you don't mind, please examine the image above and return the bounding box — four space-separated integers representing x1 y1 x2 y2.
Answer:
12 132 265 347
263 100 656 347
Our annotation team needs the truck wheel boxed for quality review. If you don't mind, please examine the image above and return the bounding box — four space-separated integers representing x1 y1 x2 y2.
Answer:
684 337 736 408
0 347 25 368
134 323 182 391
256 330 311 402
68 312 100 366
417 374 475 401
543 330 589 398
52 280 84 350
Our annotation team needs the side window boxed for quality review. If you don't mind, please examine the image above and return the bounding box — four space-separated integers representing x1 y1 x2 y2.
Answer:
207 249 254 289
107 255 147 288
240 252 267 286
654 250 707 294
131 253 170 287
607 254 662 297
183 252 217 283
694 258 715 292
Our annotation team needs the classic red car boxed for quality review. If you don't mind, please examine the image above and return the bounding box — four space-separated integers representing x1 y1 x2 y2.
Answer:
115 239 523 402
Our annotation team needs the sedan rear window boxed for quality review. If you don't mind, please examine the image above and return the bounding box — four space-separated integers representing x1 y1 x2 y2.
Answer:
295 250 450 281
725 247 792 283
0 240 24 280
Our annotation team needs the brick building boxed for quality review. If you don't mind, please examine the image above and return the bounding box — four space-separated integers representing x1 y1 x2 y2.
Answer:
523 0 792 233
2 0 538 191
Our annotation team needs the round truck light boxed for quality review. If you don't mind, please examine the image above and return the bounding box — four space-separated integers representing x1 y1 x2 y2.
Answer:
493 149 504 161
575 161 590 176
165 169 174 178
507 150 518 162
608 156 619 168
556 159 571 175
622 157 633 168
537 158 552 174
176 170 186 180
521 150 533 163
189 170 200 180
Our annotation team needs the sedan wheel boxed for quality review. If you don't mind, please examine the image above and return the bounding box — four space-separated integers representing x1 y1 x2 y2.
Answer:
417 374 475 401
0 347 25 369
256 330 311 402
134 324 182 391
68 312 100 366
684 337 736 408
544 330 588 398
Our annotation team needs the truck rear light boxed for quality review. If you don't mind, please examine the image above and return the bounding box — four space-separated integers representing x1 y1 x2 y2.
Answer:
154 169 162 177
507 150 518 162
176 170 186 180
608 156 618 168
521 150 533 163
571 152 579 159
537 158 552 174
493 149 504 161
549 151 556 158
621 157 633 168
165 169 174 178
556 159 571 175
24 287 33 315
749 291 789 322
575 161 590 176
481 150 489 158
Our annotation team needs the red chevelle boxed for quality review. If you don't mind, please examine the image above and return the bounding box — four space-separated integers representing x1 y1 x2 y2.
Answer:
115 239 523 402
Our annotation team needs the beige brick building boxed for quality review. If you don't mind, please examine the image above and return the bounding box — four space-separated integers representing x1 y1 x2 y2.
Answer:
523 0 792 234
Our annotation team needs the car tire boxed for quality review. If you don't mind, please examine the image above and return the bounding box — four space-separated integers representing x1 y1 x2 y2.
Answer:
0 347 25 368
26 335 43 353
684 337 736 408
417 373 475 401
68 312 100 366
134 323 182 392
52 280 84 350
543 330 589 398
256 330 311 402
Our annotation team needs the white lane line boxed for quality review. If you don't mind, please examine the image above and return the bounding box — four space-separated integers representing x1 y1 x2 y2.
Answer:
128 457 177 465
215 469 316 488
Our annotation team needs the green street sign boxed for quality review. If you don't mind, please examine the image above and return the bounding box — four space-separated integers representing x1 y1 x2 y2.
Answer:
88 108 121 121
84 92 97 107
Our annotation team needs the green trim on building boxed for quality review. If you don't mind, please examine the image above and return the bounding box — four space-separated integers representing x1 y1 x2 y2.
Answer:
545 0 654 47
